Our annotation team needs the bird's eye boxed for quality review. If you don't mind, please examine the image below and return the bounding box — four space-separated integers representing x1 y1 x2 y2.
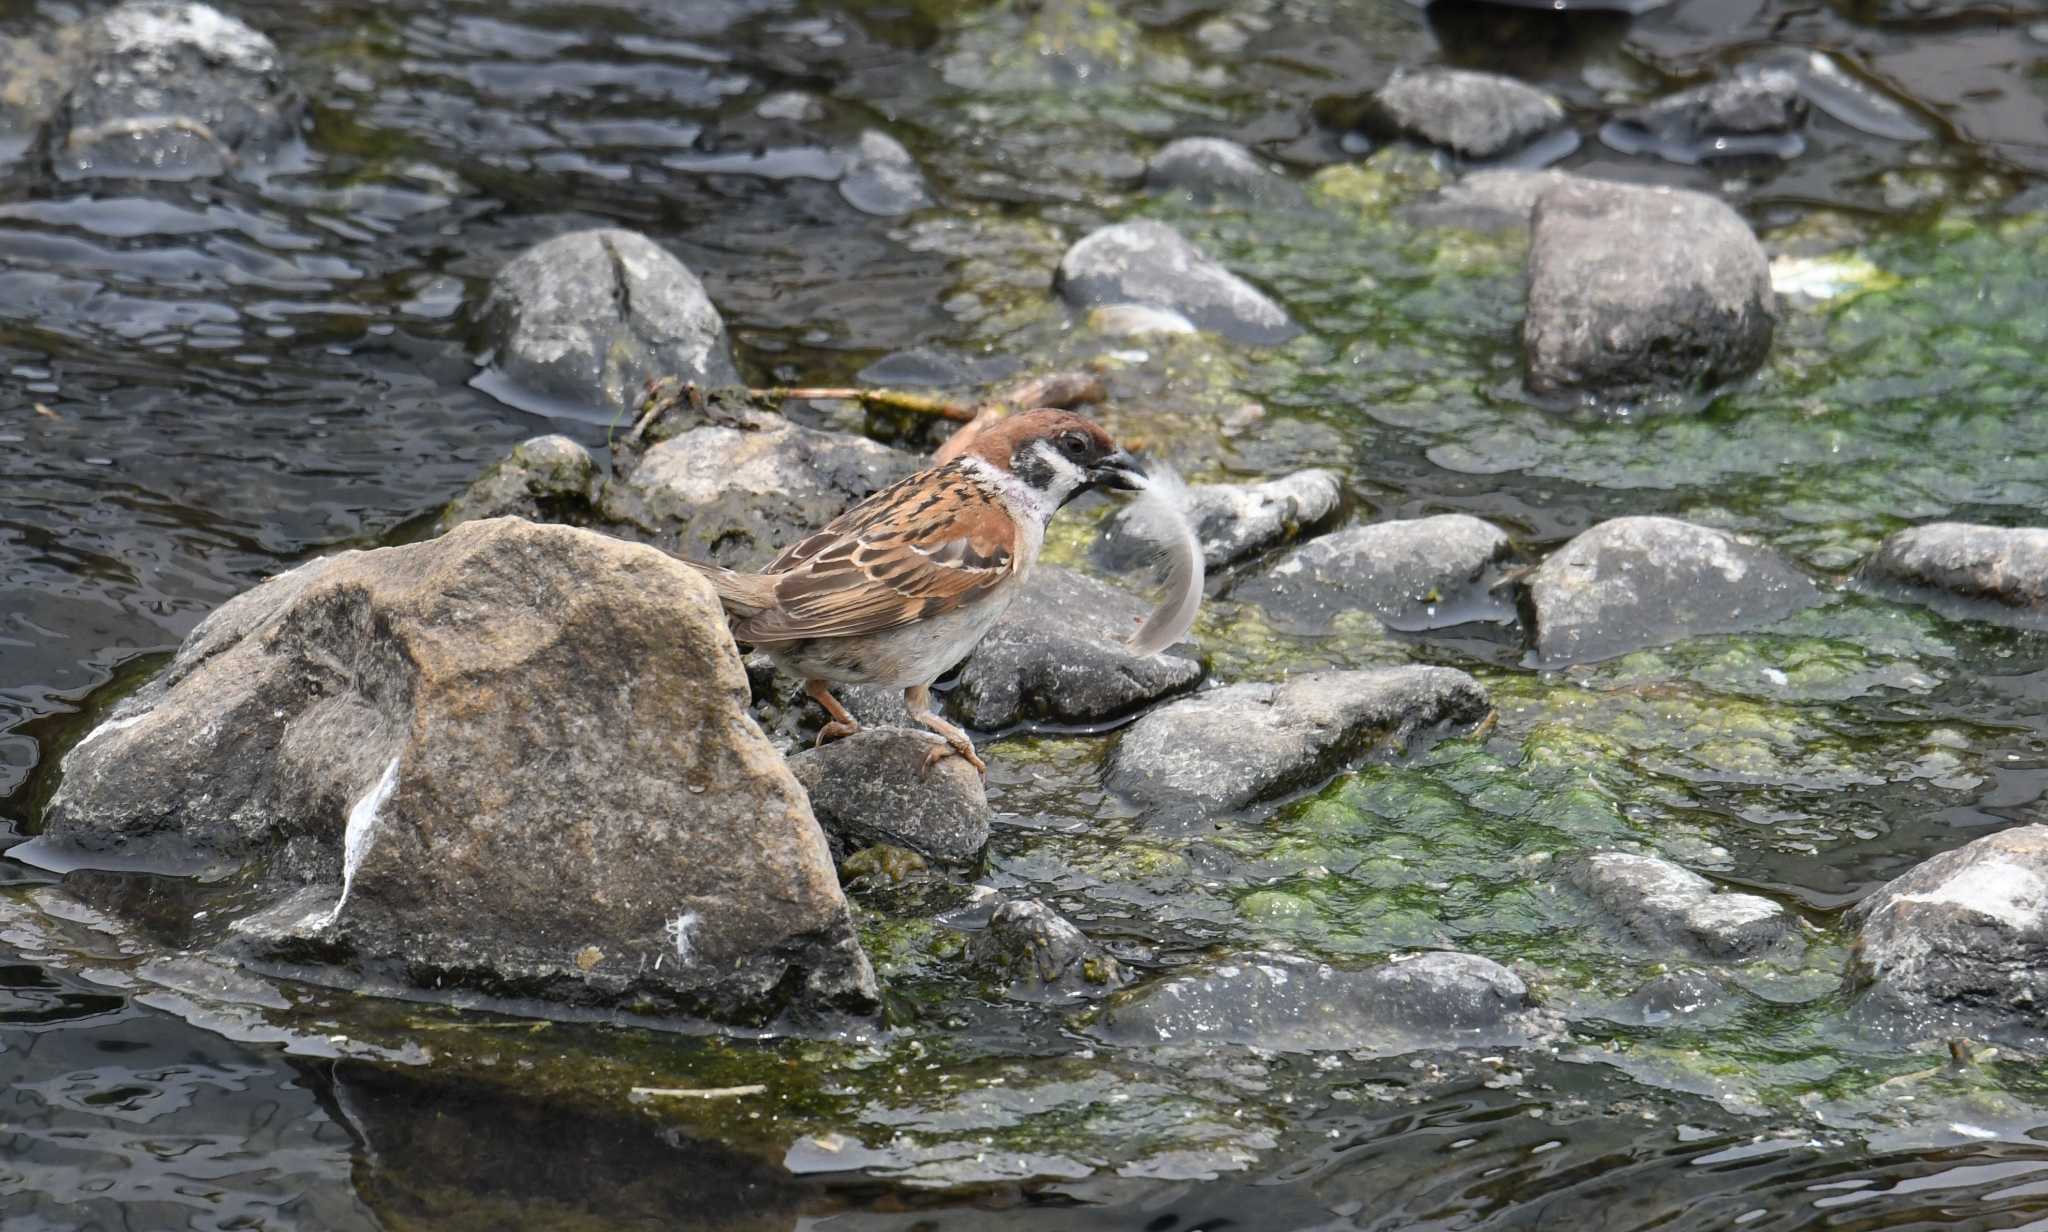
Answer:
1058 433 1090 460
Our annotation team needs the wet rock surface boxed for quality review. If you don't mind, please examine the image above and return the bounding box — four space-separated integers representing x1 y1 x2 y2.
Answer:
1560 851 1803 963
32 518 876 1023
949 565 1204 730
1107 666 1494 817
1097 469 1342 572
1362 68 1565 160
1523 516 1819 666
838 129 933 217
969 898 1130 1003
1524 179 1777 401
1235 514 1515 634
1055 219 1298 345
1408 168 1581 231
1144 136 1304 207
1609 971 1739 1027
1604 70 1809 165
1857 522 2048 630
1090 950 1557 1053
46 2 301 182
478 228 741 418
1849 825 2048 1043
436 434 597 530
787 728 990 866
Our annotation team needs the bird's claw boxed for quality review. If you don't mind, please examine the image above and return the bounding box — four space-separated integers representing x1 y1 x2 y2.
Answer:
921 737 987 781
817 719 860 747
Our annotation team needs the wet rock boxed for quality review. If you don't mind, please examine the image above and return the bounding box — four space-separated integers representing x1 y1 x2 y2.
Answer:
969 898 1130 1003
1611 970 1738 1027
1097 469 1342 572
1856 523 2048 631
1234 514 1515 634
1603 70 1808 165
1363 68 1565 160
787 729 990 866
1524 179 1776 401
478 228 741 418
1523 516 1819 666
1091 950 1556 1053
838 130 933 217
1144 137 1304 208
1849 825 2048 1043
949 566 1204 730
597 418 918 568
436 435 597 531
1055 220 1298 346
1107 666 1493 817
1408 168 1581 232
1560 852 1803 963
46 2 302 182
31 518 876 1024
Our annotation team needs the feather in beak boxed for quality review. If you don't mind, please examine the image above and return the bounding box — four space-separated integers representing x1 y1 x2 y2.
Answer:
1112 462 1203 655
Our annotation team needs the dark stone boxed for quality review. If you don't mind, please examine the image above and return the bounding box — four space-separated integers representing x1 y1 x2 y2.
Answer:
1144 137 1304 208
1603 70 1808 165
477 228 741 419
1235 514 1515 634
838 129 932 217
1523 516 1819 666
1559 851 1804 963
787 729 990 866
949 566 1204 730
1524 178 1776 402
1106 666 1493 818
1096 469 1342 572
1055 220 1298 346
436 435 598 531
1856 523 2048 631
1363 68 1565 160
27 518 876 1025
1848 825 2048 1045
1089 950 1558 1053
969 898 1130 1003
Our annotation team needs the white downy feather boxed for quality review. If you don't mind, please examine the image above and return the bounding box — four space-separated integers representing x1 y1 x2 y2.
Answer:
1116 464 1204 655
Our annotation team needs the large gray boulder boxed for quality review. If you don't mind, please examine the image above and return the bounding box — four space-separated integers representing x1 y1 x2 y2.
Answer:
598 418 919 568
1096 469 1342 572
1524 179 1776 401
1144 137 1304 208
1362 68 1566 160
436 435 597 531
949 566 1204 729
1523 516 1818 666
29 518 876 1024
1055 220 1298 346
1107 666 1492 817
1857 523 2048 631
1560 851 1804 963
1848 825 2048 1044
1234 514 1515 634
788 729 990 866
1089 950 1557 1053
478 229 741 418
45 2 302 182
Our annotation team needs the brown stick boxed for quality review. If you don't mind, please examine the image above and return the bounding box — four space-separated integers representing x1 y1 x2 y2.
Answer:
746 386 977 421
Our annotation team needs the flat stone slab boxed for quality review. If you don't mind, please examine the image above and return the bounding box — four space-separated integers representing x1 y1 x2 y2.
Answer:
1560 851 1803 963
1857 522 2048 631
1235 514 1515 634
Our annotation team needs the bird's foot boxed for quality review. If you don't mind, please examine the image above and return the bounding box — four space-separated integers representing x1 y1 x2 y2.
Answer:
816 718 861 747
921 732 987 780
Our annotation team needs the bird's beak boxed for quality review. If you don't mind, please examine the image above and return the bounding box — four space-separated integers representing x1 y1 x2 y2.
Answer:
1089 449 1145 492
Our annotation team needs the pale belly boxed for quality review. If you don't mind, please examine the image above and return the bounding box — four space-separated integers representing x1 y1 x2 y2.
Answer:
762 586 1019 688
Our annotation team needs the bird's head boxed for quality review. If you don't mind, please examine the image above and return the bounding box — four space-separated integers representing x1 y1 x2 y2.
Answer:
965 408 1144 512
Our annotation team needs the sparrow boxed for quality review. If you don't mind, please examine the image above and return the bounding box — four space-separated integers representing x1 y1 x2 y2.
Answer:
689 408 1144 775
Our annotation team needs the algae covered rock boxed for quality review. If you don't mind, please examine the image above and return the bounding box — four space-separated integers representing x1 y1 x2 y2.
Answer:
478 228 741 417
788 728 990 866
1524 179 1776 401
436 434 597 530
1235 514 1515 634
1097 469 1342 572
1360 67 1566 161
1055 219 1298 345
970 898 1130 1003
1560 851 1803 963
31 518 876 1024
46 2 302 182
1106 666 1493 817
1857 522 2048 630
1849 824 2048 1044
1090 950 1556 1053
1523 516 1818 666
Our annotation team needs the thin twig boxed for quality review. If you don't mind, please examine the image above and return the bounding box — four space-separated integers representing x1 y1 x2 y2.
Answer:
747 385 977 422
630 1083 767 1099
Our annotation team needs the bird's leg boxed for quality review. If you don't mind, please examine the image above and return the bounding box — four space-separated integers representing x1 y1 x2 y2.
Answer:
904 684 986 778
806 679 860 747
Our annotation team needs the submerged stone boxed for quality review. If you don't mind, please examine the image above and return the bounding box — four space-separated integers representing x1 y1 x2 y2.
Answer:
1096 469 1342 572
969 898 1130 1003
1408 168 1582 232
31 518 876 1024
1857 523 2048 631
1055 220 1298 345
1559 851 1804 963
1090 950 1557 1053
437 434 597 531
1524 179 1776 402
1144 137 1305 208
477 228 741 418
1523 516 1819 666
1602 69 1809 165
839 129 933 217
1235 514 1516 634
1611 970 1739 1027
1106 666 1493 818
1849 824 2048 1045
1360 67 1566 161
788 728 990 866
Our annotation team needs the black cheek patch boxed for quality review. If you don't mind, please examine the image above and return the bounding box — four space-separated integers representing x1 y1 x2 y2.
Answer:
1011 445 1056 492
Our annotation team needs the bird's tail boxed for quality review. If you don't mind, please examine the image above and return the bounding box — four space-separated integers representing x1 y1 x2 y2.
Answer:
681 558 779 621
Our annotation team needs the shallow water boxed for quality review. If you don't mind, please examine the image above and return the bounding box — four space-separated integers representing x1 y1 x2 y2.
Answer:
8 0 2048 1227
